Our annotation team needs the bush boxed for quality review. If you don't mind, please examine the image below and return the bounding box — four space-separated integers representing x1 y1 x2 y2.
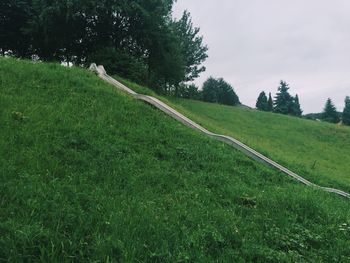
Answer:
202 77 240 106
176 84 202 100
87 47 147 84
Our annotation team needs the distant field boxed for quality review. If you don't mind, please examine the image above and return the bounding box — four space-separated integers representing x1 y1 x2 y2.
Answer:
165 98 350 192
1 58 350 262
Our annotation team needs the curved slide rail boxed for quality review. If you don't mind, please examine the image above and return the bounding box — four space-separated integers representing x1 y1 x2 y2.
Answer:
89 64 350 199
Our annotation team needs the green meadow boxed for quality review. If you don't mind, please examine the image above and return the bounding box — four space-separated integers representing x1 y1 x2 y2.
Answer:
1 58 350 262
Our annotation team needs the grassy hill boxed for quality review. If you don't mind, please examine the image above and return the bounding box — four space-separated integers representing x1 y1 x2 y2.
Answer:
162 98 350 193
1 58 350 262
115 77 350 192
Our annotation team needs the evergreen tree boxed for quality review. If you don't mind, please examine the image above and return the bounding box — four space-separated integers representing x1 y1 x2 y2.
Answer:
322 98 340 123
342 96 350 125
256 91 268 111
291 95 303 117
273 80 294 115
267 93 274 112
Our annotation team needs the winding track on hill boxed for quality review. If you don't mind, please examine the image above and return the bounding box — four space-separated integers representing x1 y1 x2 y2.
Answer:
89 63 350 199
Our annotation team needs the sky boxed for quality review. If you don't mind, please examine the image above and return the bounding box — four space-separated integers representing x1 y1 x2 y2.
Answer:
173 0 350 113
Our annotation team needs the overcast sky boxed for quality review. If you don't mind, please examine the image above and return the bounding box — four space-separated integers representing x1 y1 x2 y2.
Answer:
173 0 350 113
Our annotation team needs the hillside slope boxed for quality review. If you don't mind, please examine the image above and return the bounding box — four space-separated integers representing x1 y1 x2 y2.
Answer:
1 58 350 262
164 98 350 192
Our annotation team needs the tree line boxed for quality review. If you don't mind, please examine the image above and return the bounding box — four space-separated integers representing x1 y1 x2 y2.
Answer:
319 97 350 125
1 1 347 121
256 80 302 116
0 0 242 106
256 81 350 126
0 0 208 94
176 77 240 106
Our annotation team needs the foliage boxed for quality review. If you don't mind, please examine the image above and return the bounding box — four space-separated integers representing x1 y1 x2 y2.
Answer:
257 91 275 112
256 91 268 111
146 25 185 93
0 0 31 57
291 95 303 117
176 83 202 100
273 81 302 117
202 77 240 106
322 98 340 123
274 81 293 114
304 113 323 121
87 47 148 84
172 11 208 82
0 0 208 93
2 58 350 262
342 96 350 125
267 92 274 112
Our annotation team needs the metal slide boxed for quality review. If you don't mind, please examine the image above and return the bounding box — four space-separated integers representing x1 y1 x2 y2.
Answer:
90 63 350 199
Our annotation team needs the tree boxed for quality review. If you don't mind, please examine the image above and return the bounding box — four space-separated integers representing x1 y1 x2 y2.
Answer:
176 83 202 100
274 80 293 115
267 93 274 112
291 95 303 117
256 91 268 111
342 96 350 125
322 98 340 123
172 11 208 82
1 0 209 94
202 77 240 106
0 0 32 57
146 26 185 93
86 47 148 84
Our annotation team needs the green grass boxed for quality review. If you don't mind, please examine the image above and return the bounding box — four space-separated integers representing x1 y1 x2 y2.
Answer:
112 77 350 192
113 76 157 97
1 58 350 262
164 98 350 193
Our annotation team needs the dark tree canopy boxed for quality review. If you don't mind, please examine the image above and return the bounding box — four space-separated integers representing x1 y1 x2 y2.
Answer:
0 0 208 94
322 98 340 123
256 91 268 111
176 83 202 100
342 96 350 125
202 77 240 106
0 0 31 57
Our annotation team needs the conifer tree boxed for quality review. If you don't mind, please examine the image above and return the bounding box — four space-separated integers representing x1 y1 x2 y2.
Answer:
342 96 350 125
322 98 340 123
267 93 274 112
291 95 303 117
273 80 293 114
256 91 268 111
